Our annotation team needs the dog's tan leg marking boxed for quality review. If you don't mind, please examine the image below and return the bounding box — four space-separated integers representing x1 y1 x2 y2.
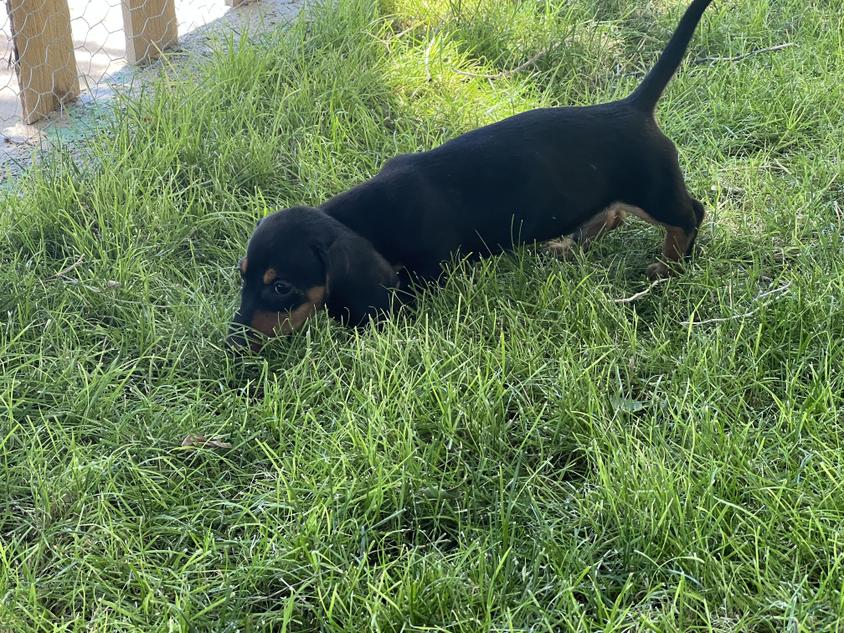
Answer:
620 204 660 226
646 227 695 280
545 203 629 258
545 237 577 258
546 202 694 278
609 204 695 280
573 203 629 248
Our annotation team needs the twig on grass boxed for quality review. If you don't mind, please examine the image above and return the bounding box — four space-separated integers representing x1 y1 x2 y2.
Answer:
623 42 797 79
681 282 792 327
613 278 668 303
181 434 232 449
53 255 85 278
424 33 436 82
692 42 796 65
452 41 563 80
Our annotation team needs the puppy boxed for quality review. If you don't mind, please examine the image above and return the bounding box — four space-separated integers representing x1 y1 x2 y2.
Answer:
230 0 713 349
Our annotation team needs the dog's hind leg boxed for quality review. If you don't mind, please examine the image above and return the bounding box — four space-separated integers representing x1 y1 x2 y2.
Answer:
545 204 627 258
626 192 704 280
571 204 628 249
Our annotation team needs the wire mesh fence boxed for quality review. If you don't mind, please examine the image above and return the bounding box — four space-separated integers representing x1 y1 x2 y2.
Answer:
1 0 293 179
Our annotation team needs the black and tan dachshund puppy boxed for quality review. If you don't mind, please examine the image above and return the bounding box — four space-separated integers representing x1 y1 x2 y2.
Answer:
230 0 713 349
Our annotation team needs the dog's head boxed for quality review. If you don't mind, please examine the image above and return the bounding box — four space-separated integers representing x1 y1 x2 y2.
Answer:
228 207 398 350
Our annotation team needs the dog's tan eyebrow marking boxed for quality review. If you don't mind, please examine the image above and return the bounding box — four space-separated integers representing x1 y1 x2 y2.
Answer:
239 257 248 275
263 268 278 285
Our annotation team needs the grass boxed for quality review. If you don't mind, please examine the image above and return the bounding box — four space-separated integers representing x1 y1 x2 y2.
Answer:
1 0 843 629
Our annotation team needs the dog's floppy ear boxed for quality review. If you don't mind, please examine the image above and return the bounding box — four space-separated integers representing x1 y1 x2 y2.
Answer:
317 233 398 327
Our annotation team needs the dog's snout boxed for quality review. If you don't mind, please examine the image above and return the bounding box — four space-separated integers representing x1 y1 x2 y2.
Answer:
227 315 262 353
225 330 248 350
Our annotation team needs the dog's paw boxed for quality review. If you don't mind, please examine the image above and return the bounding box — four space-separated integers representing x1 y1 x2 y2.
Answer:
646 262 673 280
545 237 577 259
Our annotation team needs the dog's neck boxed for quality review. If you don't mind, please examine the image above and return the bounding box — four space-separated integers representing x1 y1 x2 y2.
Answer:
319 179 398 262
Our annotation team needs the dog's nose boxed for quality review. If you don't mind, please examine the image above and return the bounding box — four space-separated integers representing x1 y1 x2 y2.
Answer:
226 330 248 350
226 331 265 354
226 317 261 353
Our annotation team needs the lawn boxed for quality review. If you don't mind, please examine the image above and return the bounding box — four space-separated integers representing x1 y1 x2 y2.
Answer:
1 0 842 630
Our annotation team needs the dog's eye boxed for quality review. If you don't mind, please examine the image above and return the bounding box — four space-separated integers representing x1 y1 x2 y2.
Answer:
272 280 293 296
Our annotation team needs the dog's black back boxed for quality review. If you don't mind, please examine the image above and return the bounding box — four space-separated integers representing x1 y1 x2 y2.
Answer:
324 105 657 266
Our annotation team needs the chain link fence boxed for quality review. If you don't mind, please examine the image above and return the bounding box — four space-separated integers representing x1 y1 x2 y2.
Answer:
1 0 298 179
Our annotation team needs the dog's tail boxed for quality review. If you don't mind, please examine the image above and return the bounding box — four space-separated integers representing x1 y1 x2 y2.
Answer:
626 0 714 112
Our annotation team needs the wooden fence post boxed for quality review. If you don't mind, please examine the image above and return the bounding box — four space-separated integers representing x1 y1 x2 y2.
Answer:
7 0 80 124
121 0 178 65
